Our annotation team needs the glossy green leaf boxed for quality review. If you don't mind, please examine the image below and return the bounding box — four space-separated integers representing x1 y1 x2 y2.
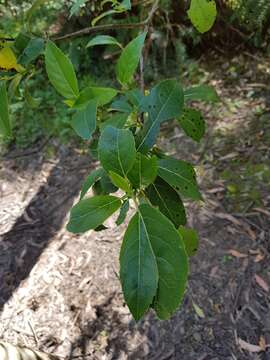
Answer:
145 177 187 227
67 195 121 233
75 86 117 108
0 82 11 137
137 80 184 152
120 204 188 320
120 207 159 320
178 107 205 142
187 0 217 33
100 113 128 131
87 35 122 49
127 154 157 189
80 168 105 200
45 40 79 99
19 38 44 66
71 100 97 140
178 226 199 256
109 171 132 194
184 85 219 102
116 32 147 85
98 126 136 176
116 200 129 226
158 157 202 200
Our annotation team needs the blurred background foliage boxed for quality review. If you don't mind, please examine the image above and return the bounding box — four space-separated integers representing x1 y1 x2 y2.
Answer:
0 0 270 150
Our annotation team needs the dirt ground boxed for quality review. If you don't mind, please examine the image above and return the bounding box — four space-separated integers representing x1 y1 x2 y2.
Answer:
0 55 270 360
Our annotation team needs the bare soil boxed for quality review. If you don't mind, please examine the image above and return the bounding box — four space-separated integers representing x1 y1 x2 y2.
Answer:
0 55 269 360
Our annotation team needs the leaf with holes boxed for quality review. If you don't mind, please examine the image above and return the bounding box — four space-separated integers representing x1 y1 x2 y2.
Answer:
67 195 121 233
137 80 184 152
184 84 219 102
188 0 217 33
45 41 79 99
178 226 199 256
75 86 118 108
158 157 202 200
178 108 205 142
120 204 189 320
127 154 157 189
145 177 187 227
71 100 97 140
98 126 136 176
80 168 105 200
116 32 147 85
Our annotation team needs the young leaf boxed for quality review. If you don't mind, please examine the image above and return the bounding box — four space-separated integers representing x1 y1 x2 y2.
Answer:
178 108 205 142
19 38 44 66
178 226 199 256
145 177 187 227
116 200 129 226
71 100 97 140
109 171 132 194
116 32 147 85
120 204 189 320
127 154 157 189
87 35 122 49
187 0 217 33
158 157 202 200
184 84 219 102
137 80 184 152
45 40 79 99
120 208 159 320
98 126 136 176
0 82 11 137
80 168 105 200
100 113 128 131
75 86 118 107
67 195 121 233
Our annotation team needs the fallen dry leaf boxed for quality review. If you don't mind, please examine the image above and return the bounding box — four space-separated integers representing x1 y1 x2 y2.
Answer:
259 336 266 351
238 338 262 353
254 207 270 218
228 249 248 258
254 254 265 263
215 213 242 226
255 274 269 293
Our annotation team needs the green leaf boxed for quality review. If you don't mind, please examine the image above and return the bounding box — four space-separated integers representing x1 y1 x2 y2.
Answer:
98 126 136 176
178 108 205 142
127 153 157 189
9 73 22 98
116 200 129 226
93 173 118 195
126 88 144 107
24 86 41 108
19 38 44 66
116 32 147 85
109 171 132 194
100 113 128 131
14 32 31 52
87 35 122 49
0 81 11 137
145 177 187 227
80 168 105 200
111 97 133 113
120 204 188 320
45 40 79 99
75 86 117 108
67 195 121 233
187 0 217 33
184 85 219 102
178 226 199 256
120 207 159 320
137 80 184 153
158 157 202 200
69 0 87 17
71 100 97 140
